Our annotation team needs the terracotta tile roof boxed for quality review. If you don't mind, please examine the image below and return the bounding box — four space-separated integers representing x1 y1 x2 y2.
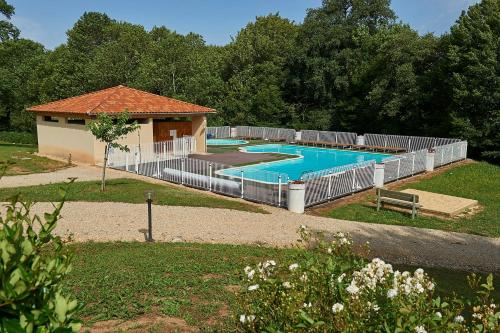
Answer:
27 85 215 115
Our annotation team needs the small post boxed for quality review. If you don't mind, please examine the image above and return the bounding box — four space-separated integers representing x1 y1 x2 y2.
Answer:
374 164 385 187
278 175 282 206
208 163 213 191
411 152 415 175
181 158 185 184
163 142 167 160
134 150 139 173
352 168 357 191
144 190 155 242
441 148 444 166
356 135 365 146
327 175 332 199
451 145 454 163
288 181 305 213
396 159 401 179
125 154 129 172
425 149 435 172
156 155 160 178
408 138 411 151
240 170 244 198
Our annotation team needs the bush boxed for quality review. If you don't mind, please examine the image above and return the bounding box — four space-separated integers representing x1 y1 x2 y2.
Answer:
0 174 81 332
0 131 37 145
237 226 499 332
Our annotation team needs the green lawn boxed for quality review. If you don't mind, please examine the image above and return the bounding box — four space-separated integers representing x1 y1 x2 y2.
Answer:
206 139 268 154
0 143 69 176
321 161 499 237
65 242 499 330
0 178 267 213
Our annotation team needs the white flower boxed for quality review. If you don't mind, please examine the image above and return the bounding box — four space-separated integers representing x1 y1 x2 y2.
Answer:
337 273 346 283
414 325 427 333
303 302 312 308
239 314 255 324
372 304 380 312
490 303 496 309
346 283 359 295
415 268 424 275
427 282 435 291
289 263 299 271
244 266 252 274
415 283 424 293
331 303 344 313
435 312 442 319
248 284 259 291
454 315 464 323
282 281 292 289
327 247 333 254
387 288 398 299
472 313 483 319
246 269 255 280
299 272 308 282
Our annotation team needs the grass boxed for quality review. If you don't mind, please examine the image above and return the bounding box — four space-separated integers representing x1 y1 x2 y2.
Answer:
206 139 269 154
0 143 68 176
0 178 267 213
64 242 499 330
321 161 500 237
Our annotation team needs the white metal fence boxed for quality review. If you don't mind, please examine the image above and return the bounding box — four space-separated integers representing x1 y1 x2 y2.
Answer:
207 126 231 139
302 161 375 207
434 141 468 167
382 149 427 183
235 126 296 142
300 130 357 145
364 133 461 151
107 137 196 171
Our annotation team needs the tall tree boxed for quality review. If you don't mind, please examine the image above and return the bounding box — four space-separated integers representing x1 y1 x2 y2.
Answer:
443 0 500 161
0 0 19 41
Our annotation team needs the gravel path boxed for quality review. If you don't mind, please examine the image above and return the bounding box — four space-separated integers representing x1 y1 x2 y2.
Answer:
18 201 500 273
0 165 126 188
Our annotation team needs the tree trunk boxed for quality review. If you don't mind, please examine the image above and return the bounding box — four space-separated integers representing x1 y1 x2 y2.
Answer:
101 144 108 191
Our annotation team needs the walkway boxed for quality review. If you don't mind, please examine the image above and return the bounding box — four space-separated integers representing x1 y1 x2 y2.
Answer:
23 201 500 273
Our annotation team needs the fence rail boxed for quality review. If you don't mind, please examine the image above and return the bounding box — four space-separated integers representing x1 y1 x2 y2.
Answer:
207 126 231 139
434 141 468 167
364 133 461 152
302 161 375 207
300 130 357 145
235 126 296 142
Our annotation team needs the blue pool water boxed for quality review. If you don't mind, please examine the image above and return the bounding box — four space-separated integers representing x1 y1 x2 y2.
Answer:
207 139 248 145
220 144 391 182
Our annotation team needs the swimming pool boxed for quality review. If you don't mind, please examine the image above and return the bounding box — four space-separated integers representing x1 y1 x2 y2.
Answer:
207 139 248 145
219 144 391 182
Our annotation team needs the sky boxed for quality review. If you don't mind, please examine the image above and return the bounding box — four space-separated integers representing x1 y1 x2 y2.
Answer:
9 0 480 50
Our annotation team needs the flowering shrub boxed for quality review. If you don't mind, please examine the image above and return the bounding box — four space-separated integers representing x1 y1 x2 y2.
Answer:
238 226 499 332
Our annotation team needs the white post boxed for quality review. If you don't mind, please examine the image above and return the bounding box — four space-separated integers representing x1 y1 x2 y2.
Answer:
231 127 237 138
425 151 435 172
396 159 401 179
352 168 357 191
451 145 454 163
408 138 411 151
125 154 129 172
208 163 213 190
134 150 139 173
356 135 365 146
288 182 305 214
374 164 385 188
181 158 185 184
460 143 463 159
441 148 444 165
163 142 167 161
278 176 282 206
240 170 244 198
411 153 415 175
327 175 332 199
335 132 338 143
156 155 160 178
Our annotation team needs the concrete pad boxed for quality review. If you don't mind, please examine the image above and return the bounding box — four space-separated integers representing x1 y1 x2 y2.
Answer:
401 189 478 217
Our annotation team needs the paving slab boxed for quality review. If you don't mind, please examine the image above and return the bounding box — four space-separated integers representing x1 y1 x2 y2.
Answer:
401 189 478 217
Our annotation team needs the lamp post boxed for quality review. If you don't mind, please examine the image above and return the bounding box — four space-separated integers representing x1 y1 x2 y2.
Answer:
144 190 155 242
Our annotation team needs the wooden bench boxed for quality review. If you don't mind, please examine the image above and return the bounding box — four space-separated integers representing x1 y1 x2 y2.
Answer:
376 188 421 219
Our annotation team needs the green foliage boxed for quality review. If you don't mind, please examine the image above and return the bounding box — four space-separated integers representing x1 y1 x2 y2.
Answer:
238 227 500 332
0 131 36 144
444 0 500 162
1 0 499 161
0 180 82 332
0 0 19 41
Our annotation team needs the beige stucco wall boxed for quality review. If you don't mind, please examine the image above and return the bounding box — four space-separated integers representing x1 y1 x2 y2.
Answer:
36 115 95 163
93 118 154 164
191 115 207 153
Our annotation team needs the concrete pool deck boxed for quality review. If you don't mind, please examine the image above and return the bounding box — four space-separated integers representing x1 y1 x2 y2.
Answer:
189 151 291 166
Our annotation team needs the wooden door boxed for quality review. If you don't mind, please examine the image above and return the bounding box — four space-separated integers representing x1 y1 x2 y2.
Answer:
153 120 192 142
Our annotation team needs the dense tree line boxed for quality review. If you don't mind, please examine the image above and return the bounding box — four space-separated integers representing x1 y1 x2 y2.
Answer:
0 0 498 161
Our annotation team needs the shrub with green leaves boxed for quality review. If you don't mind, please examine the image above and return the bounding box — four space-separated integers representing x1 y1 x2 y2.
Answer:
0 180 82 332
0 132 37 145
238 226 499 332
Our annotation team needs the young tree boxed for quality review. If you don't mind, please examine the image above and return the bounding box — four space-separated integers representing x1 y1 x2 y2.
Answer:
87 111 139 191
